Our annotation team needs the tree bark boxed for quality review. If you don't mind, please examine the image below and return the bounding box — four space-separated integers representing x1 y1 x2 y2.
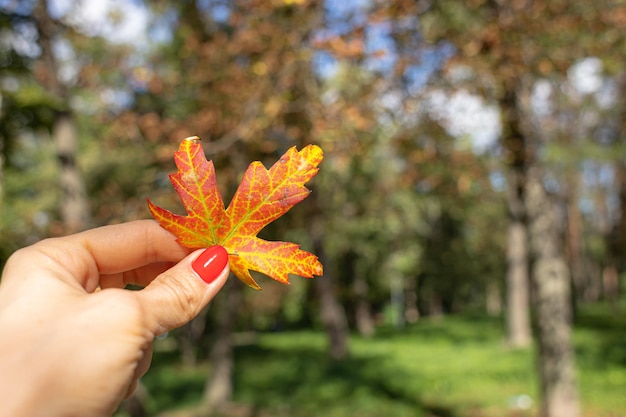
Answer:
53 113 90 233
500 79 579 416
505 220 531 347
315 271 349 360
602 265 619 309
343 251 375 337
526 168 580 417
178 307 210 367
390 269 406 327
565 165 588 304
594 173 618 308
313 224 348 360
306 187 349 360
485 280 502 317
612 159 626 287
202 279 242 408
404 276 420 323
34 0 90 233
353 273 375 337
501 85 532 348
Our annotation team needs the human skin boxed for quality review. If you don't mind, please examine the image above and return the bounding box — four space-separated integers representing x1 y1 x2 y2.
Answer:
0 220 229 417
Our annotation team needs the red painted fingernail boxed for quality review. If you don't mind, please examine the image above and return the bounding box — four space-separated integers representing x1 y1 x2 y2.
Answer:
192 246 228 284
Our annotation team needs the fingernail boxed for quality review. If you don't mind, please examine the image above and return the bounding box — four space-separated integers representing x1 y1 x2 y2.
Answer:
192 246 228 284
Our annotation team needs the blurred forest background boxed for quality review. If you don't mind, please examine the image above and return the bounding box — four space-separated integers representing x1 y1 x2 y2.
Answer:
2 1 626 417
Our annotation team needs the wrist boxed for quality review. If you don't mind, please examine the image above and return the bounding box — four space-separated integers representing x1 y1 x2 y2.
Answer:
0 325 62 417
0 355 51 417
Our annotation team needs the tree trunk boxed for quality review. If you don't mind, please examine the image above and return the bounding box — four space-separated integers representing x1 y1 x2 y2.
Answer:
353 273 375 337
178 307 210 367
526 168 580 417
34 1 90 233
565 170 587 304
389 269 406 327
501 84 532 349
344 251 375 337
500 78 579 416
602 265 619 311
505 220 531 347
307 191 349 360
485 280 502 317
313 226 348 360
594 176 618 308
612 159 626 286
53 113 90 233
404 276 420 323
202 279 242 408
428 291 444 318
315 271 349 360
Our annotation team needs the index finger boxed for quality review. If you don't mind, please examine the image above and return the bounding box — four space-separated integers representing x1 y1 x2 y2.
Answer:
72 220 190 273
5 220 191 292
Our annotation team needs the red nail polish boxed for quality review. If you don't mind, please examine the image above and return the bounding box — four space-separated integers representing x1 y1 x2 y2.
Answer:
192 246 228 284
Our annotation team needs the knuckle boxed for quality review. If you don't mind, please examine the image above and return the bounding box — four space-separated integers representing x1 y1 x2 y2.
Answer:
160 275 200 324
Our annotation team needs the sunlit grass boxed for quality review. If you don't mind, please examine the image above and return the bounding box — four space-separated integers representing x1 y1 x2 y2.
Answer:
134 305 626 417
574 304 626 416
233 317 536 417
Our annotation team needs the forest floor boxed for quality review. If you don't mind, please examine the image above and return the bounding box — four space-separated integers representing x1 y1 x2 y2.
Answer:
122 303 626 417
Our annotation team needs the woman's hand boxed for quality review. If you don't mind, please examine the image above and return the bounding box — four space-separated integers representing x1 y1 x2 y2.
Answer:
0 220 229 417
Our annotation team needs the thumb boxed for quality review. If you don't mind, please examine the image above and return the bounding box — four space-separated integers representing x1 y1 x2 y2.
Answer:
137 246 230 335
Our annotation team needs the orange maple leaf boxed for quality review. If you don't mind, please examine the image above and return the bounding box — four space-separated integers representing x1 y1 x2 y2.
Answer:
148 136 323 290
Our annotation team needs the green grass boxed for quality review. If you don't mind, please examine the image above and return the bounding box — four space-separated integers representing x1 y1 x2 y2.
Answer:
135 306 626 417
230 317 536 417
574 304 626 415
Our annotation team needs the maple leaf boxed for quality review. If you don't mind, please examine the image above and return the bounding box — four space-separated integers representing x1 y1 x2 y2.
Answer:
148 136 323 290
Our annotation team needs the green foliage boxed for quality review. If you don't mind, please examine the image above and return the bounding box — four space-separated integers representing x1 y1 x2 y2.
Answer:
0 133 59 265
